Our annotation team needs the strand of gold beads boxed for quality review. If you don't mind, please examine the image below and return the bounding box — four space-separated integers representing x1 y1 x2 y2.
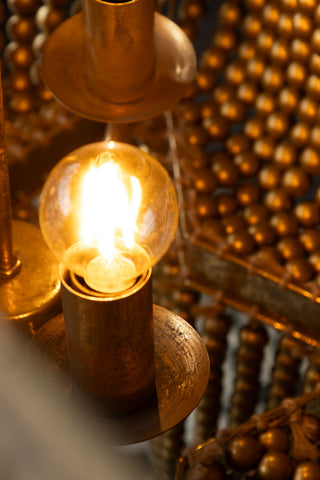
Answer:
174 0 320 299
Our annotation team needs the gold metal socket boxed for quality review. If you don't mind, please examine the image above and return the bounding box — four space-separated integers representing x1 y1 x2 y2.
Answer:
83 0 155 103
60 267 155 416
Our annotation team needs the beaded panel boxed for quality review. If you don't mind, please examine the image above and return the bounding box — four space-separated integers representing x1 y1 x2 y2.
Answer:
171 0 320 345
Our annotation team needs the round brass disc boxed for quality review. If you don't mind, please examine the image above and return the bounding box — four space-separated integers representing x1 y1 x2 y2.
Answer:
0 220 61 331
33 305 209 444
42 13 197 123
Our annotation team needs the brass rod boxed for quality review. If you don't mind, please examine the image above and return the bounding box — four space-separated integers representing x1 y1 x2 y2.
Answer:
0 70 20 277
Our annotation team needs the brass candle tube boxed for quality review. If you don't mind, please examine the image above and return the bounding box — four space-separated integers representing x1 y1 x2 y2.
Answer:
60 267 155 415
83 0 154 104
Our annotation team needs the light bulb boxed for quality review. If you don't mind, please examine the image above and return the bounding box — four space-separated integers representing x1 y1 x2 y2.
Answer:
39 141 178 294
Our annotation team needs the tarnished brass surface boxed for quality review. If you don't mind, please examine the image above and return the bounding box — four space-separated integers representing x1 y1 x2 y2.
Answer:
83 0 155 104
0 220 61 331
33 304 210 444
61 268 155 416
185 237 320 348
42 12 196 122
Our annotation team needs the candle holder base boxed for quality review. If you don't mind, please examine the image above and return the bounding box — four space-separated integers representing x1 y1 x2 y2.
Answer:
32 304 209 445
0 220 61 333
42 13 196 123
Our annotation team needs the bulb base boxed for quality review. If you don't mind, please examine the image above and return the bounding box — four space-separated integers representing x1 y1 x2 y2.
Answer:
60 267 155 416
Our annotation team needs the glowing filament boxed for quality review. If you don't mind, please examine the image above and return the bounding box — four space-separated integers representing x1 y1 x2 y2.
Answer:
81 161 142 260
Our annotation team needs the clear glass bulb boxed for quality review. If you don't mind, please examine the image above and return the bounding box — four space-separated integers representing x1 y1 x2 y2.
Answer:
39 141 178 294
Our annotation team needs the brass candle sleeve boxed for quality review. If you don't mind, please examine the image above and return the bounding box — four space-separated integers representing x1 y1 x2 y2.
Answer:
60 268 155 416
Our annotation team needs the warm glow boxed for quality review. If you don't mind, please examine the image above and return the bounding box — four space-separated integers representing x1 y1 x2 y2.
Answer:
81 160 142 258
79 157 143 293
39 141 179 296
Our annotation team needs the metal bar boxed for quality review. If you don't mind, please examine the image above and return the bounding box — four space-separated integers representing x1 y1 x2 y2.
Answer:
0 69 20 278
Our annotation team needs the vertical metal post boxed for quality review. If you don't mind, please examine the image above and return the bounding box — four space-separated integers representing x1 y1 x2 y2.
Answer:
0 70 20 278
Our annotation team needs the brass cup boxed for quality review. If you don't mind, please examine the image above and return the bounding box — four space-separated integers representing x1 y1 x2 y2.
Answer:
60 267 155 416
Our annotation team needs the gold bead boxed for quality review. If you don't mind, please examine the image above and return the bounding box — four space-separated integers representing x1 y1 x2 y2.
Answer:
228 231 256 256
212 155 239 186
294 201 320 226
225 62 246 86
278 87 299 113
247 57 266 81
9 91 36 114
220 99 245 123
193 169 218 193
286 62 307 87
243 14 262 37
253 136 275 160
219 2 242 27
244 204 269 225
6 15 37 43
32 32 47 56
238 41 257 62
212 28 237 51
300 147 320 174
7 0 39 15
4 42 34 69
200 47 226 71
309 252 320 273
298 0 317 13
278 13 294 39
273 141 297 169
177 100 201 123
196 68 216 91
37 84 53 103
203 115 228 139
249 223 277 246
180 0 206 21
259 165 281 190
262 66 284 92
300 228 320 251
270 40 290 65
213 84 234 104
311 28 320 53
266 111 289 138
277 237 305 260
281 0 297 10
200 100 219 119
226 133 249 155
186 125 208 145
263 4 280 28
290 38 310 63
270 212 299 236
36 5 67 32
236 184 261 206
292 12 313 39
255 93 276 116
8 70 32 92
223 214 246 235
196 195 218 219
282 167 310 197
290 122 310 147
315 4 320 25
216 193 238 216
257 31 275 55
285 258 314 283
298 97 318 124
187 146 209 170
245 0 266 11
234 152 260 177
264 189 292 211
244 117 265 139
237 82 258 104
309 53 320 75
306 75 320 100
